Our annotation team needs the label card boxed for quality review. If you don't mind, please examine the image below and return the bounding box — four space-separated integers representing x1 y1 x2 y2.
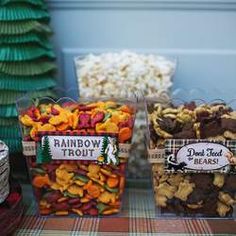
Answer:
165 139 236 173
37 135 120 165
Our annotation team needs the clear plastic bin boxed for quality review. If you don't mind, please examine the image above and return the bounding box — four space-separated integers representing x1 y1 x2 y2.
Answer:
17 96 136 216
146 97 236 218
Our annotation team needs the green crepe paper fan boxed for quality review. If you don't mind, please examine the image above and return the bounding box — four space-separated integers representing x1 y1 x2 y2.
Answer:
0 21 52 35
0 90 24 105
0 60 56 75
0 104 17 117
0 33 52 49
0 126 20 138
0 117 18 126
0 4 49 21
0 45 55 61
0 75 56 91
0 89 57 105
2 138 22 153
2 0 44 7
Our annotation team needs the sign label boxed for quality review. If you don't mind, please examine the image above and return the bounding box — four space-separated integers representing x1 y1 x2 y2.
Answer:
37 135 119 165
165 139 236 173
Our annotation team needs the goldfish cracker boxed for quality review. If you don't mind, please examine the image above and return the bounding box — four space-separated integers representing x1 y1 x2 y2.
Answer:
38 123 56 132
104 121 119 133
20 114 34 126
49 113 68 125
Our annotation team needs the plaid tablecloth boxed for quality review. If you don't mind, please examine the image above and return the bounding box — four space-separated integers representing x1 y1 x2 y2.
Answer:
14 185 236 236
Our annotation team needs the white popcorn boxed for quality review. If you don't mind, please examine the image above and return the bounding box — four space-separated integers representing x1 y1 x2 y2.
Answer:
75 50 175 98
74 51 175 178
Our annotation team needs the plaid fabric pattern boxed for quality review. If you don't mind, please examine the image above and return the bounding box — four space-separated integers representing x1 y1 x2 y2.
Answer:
14 185 236 236
165 139 236 173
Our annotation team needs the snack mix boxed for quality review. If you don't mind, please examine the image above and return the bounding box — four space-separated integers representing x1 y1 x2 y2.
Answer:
148 101 236 217
75 51 175 178
19 100 136 216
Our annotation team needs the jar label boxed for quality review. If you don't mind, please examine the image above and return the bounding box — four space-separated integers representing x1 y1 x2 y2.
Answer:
164 139 236 173
37 135 120 165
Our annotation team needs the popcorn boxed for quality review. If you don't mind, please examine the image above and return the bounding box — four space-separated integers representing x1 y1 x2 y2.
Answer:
75 51 175 178
75 51 175 98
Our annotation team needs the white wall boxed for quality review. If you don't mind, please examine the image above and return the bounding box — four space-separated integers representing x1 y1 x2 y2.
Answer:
48 0 236 102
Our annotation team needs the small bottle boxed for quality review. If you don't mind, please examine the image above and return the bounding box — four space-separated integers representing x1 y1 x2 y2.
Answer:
0 141 10 204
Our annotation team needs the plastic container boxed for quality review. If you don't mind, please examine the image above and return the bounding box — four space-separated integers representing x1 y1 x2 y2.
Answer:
146 97 236 218
17 96 136 216
75 51 176 179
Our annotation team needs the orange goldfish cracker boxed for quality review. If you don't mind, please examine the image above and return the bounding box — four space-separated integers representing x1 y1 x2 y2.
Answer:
119 105 133 114
72 111 79 129
67 185 83 197
51 182 61 190
30 127 37 140
32 174 50 188
55 210 69 216
102 208 119 215
87 172 99 180
83 180 93 190
75 179 86 186
38 123 56 132
110 112 120 124
56 169 74 182
49 113 68 125
99 173 106 182
72 209 83 216
95 123 106 132
20 114 34 126
90 177 104 186
56 122 69 131
100 168 112 177
107 177 119 188
98 191 116 204
56 177 72 187
87 184 101 198
88 164 100 174
105 122 119 133
118 127 132 143
80 197 90 203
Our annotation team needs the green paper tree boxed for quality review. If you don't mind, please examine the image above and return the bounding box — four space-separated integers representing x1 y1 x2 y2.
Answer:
41 136 52 163
0 0 57 153
101 136 109 164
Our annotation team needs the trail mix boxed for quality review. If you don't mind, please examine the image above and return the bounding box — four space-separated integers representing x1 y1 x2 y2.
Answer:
19 101 135 216
148 102 236 217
